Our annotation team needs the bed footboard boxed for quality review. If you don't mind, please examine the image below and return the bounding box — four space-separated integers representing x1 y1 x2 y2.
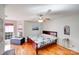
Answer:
27 37 38 54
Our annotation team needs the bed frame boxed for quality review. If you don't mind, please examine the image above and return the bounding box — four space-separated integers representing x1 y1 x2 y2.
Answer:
27 30 57 55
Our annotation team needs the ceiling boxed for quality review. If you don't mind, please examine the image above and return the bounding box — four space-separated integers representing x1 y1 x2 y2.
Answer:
5 4 79 21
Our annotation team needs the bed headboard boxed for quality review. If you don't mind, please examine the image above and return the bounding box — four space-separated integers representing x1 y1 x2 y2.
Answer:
43 30 57 37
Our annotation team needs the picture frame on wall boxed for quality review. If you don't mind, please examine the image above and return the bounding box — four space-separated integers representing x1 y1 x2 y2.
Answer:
64 25 70 35
32 26 39 30
32 24 39 30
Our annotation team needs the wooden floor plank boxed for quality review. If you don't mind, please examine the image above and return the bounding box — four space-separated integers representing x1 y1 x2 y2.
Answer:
11 42 79 55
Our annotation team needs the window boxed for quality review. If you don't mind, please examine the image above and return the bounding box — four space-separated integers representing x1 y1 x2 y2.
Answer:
5 25 14 39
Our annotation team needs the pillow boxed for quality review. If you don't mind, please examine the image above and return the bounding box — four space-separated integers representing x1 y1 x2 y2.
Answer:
41 34 57 40
41 34 48 38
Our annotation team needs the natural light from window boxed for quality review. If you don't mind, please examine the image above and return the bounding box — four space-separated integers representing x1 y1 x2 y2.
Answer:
5 25 14 32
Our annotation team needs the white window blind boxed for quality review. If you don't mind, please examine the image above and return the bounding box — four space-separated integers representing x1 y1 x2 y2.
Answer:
5 25 14 32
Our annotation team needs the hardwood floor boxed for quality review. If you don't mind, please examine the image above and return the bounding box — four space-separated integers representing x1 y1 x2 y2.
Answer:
11 42 79 55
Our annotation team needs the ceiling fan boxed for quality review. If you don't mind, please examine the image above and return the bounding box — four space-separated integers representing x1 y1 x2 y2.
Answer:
37 9 52 22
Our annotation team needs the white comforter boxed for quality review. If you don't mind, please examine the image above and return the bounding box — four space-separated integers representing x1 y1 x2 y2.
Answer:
28 35 56 48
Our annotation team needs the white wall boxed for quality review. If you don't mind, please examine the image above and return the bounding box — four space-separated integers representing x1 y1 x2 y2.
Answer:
0 5 5 54
24 21 43 39
43 14 79 52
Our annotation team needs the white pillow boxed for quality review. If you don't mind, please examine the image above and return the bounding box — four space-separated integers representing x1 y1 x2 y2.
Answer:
41 34 48 38
41 34 57 39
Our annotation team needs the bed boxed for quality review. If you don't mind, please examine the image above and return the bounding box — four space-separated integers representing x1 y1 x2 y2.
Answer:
27 30 57 54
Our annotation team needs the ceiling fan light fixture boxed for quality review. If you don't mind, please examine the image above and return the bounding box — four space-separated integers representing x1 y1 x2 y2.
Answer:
38 19 43 22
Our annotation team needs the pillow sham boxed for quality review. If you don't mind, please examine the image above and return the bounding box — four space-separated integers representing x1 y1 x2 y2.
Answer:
41 34 57 40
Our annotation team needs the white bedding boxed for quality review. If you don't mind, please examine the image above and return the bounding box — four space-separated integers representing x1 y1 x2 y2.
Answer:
37 37 56 48
28 34 57 48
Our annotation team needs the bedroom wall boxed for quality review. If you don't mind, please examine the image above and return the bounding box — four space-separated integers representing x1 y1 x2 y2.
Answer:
43 14 79 52
24 21 43 39
0 5 5 54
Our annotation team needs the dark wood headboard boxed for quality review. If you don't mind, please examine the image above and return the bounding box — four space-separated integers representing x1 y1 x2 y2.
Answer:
43 30 57 37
